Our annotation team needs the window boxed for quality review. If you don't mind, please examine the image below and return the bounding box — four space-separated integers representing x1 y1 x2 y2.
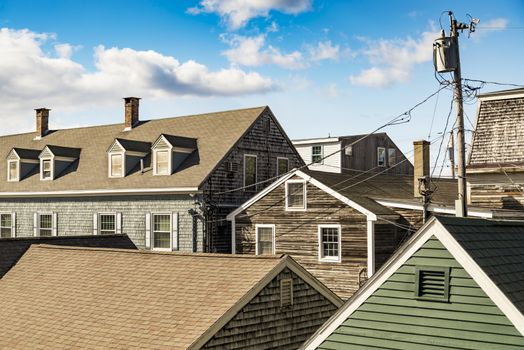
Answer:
415 266 450 302
155 150 170 175
153 214 171 250
280 278 293 307
256 225 275 255
312 145 323 163
377 147 386 167
110 154 124 177
39 214 53 237
277 157 289 176
8 160 18 182
0 213 12 238
99 214 116 235
285 180 306 210
318 225 341 262
244 155 257 192
42 159 53 180
388 148 396 166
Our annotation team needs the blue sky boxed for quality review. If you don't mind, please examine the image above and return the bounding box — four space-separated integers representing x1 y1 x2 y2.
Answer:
1 0 523 174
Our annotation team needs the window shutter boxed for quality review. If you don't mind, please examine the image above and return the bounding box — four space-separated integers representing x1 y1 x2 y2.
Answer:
116 212 122 234
93 213 99 235
145 213 151 249
52 212 58 236
33 213 38 237
171 212 178 251
11 212 16 238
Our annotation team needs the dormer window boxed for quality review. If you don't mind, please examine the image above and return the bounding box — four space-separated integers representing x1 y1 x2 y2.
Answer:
110 154 124 177
41 159 53 180
6 148 40 182
7 160 19 182
152 134 197 176
107 139 150 179
155 150 170 175
39 145 81 181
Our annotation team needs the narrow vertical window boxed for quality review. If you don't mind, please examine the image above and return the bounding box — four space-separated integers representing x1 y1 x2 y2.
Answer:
42 159 52 180
110 154 123 177
256 225 275 255
155 150 170 175
0 214 12 238
388 148 396 166
312 145 323 163
153 214 171 250
377 147 386 167
285 180 306 210
244 155 257 191
99 214 116 235
8 161 18 181
39 214 53 237
277 157 289 176
319 225 341 262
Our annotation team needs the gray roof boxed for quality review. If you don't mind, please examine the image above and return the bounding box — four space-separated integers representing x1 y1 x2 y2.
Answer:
11 148 40 160
46 145 82 158
437 216 524 314
115 138 152 153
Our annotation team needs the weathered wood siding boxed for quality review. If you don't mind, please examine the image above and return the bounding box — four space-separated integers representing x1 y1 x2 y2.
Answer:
468 173 524 210
318 237 524 350
235 175 406 299
202 268 339 350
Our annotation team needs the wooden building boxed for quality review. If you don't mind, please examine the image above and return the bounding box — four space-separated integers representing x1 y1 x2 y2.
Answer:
292 133 413 175
467 88 524 212
302 216 524 350
0 246 342 349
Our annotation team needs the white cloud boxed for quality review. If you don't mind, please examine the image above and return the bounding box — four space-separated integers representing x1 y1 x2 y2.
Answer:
221 34 306 69
188 0 312 30
349 28 436 88
308 40 339 62
54 43 81 59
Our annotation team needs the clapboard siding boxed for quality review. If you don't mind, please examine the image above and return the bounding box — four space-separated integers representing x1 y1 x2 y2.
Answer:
295 142 342 173
468 173 524 210
235 175 407 299
202 268 338 350
318 237 524 349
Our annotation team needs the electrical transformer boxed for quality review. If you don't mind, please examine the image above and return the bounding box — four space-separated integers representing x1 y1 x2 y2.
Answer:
433 35 458 73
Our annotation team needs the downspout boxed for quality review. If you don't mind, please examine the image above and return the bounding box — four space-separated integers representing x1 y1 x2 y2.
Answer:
231 217 236 254
367 218 376 277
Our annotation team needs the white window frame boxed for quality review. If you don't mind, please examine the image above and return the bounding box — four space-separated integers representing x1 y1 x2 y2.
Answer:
7 160 20 182
377 147 386 167
153 149 172 176
152 213 172 251
318 224 342 263
243 154 257 192
37 212 56 237
388 148 396 166
285 179 307 211
108 152 125 178
311 145 323 164
255 224 276 255
276 157 289 176
98 213 118 235
0 212 15 238
40 158 54 181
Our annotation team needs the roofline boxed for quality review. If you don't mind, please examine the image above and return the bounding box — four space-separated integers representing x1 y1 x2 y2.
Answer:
188 255 343 350
292 137 341 145
374 198 494 218
0 187 200 198
301 217 524 349
291 132 390 144
477 88 524 101
0 234 130 243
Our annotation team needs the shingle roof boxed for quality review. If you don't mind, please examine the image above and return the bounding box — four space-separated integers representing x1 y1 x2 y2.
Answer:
0 246 285 349
45 145 82 158
115 138 152 153
0 234 137 278
436 216 524 314
11 148 40 160
0 106 266 193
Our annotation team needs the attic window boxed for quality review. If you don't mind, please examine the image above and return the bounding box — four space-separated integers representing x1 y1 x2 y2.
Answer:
280 278 293 307
155 150 170 175
285 180 306 211
110 154 124 177
377 147 386 167
388 148 396 166
41 159 53 180
415 266 450 302
7 160 19 182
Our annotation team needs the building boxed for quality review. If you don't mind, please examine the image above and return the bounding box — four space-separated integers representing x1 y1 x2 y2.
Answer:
0 99 303 253
0 234 136 278
292 133 413 175
302 216 524 350
0 245 342 349
467 88 524 211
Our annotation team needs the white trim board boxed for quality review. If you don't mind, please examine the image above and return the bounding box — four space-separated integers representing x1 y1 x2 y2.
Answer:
0 187 200 198
374 198 494 219
301 217 524 349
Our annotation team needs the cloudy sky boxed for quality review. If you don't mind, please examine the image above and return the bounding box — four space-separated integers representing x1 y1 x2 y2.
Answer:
1 0 523 174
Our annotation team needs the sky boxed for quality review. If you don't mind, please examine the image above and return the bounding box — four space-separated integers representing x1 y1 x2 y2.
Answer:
1 0 523 175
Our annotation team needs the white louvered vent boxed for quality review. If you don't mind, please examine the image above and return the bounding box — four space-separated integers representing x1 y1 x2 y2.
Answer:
7 151 19 161
155 138 170 150
280 278 293 307
415 267 450 301
108 141 124 153
40 148 53 158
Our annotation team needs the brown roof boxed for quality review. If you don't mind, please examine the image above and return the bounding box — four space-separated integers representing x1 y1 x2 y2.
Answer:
0 245 285 349
0 106 266 193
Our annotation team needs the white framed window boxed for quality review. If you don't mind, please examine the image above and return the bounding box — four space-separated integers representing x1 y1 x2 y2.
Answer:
244 154 257 192
109 153 124 178
377 147 386 167
388 148 396 166
318 224 341 262
312 145 323 163
154 150 170 175
256 224 275 255
41 159 53 180
285 180 306 211
277 157 289 176
0 213 15 238
7 160 19 182
36 213 56 237
152 213 172 250
100 213 116 235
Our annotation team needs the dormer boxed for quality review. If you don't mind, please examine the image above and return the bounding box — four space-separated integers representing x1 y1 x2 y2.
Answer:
39 145 81 181
107 138 151 178
6 148 40 182
151 134 197 176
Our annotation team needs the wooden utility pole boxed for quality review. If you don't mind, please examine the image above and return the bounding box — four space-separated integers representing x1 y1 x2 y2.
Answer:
448 130 456 179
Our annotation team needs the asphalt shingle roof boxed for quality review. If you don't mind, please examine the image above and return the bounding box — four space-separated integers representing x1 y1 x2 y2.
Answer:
0 245 283 349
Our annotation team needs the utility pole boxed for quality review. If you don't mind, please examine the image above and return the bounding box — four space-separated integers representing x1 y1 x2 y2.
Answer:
448 130 456 179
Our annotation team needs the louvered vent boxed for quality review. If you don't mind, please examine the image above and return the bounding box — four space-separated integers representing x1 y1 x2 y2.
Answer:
280 278 293 307
415 266 450 301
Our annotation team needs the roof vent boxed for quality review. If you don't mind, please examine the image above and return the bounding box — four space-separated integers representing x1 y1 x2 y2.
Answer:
415 266 450 302
280 278 293 307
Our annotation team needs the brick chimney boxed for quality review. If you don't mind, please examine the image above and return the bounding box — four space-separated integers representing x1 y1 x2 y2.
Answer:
413 140 430 198
124 97 140 131
35 108 50 139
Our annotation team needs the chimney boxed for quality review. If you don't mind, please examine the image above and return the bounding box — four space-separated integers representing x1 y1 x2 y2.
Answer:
35 108 50 139
413 140 430 198
124 97 140 130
